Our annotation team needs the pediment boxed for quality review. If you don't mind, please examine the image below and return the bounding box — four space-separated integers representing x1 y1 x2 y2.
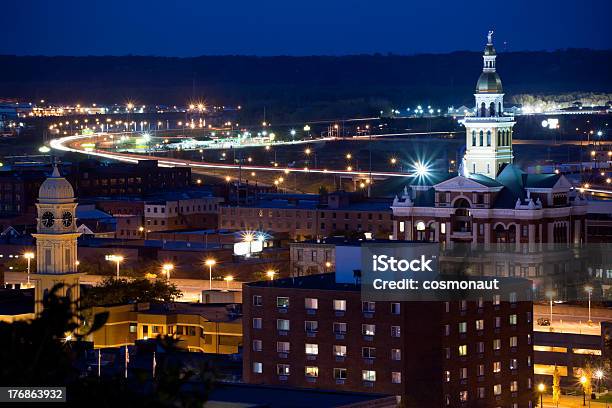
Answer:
434 176 498 192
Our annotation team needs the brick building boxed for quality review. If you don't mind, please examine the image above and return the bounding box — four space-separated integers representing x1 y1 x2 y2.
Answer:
219 192 393 240
243 273 535 407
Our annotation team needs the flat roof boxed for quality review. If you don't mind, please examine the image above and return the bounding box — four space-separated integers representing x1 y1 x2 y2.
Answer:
206 383 389 408
247 273 360 292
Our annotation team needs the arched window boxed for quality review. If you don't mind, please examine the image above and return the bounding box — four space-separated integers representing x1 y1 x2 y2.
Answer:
497 130 501 146
480 102 486 117
486 130 491 146
498 102 502 116
472 131 476 146
479 130 484 146
489 102 496 117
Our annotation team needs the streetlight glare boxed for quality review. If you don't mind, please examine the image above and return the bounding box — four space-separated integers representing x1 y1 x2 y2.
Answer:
414 162 429 177
537 383 545 392
205 259 216 266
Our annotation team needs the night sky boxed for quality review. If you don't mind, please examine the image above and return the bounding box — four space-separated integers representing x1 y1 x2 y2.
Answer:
2 0 610 56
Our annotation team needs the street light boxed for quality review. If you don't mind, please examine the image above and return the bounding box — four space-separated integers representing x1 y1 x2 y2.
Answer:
545 290 555 327
266 270 275 280
585 285 593 324
537 383 545 408
162 263 174 281
595 369 604 393
24 252 34 285
205 259 216 290
224 275 233 289
106 255 124 279
580 375 587 406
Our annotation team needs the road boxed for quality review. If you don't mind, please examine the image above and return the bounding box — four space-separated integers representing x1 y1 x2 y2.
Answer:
50 133 612 196
5 271 242 302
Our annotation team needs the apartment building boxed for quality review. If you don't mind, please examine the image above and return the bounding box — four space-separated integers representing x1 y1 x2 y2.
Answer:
243 273 535 407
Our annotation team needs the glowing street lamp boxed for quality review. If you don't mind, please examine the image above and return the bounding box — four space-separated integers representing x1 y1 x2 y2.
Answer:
537 383 545 408
585 285 593 324
580 375 588 406
24 252 34 284
205 259 216 290
545 290 555 327
106 255 124 279
595 369 604 393
390 157 397 165
346 153 352 160
224 275 233 289
266 270 276 280
162 263 174 281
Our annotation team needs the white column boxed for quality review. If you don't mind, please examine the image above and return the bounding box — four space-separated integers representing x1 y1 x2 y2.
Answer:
445 222 451 245
528 224 536 253
392 221 398 240
472 222 478 248
434 222 440 242
547 222 554 248
484 223 490 250
406 221 413 240
574 219 581 244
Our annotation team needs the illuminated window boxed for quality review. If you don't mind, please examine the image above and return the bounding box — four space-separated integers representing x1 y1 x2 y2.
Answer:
399 221 405 233
459 322 467 333
305 343 318 355
362 324 375 336
391 349 401 361
362 370 376 382
460 391 468 402
493 339 501 350
333 299 346 311
494 384 502 395
511 381 518 392
509 314 517 325
253 318 262 329
252 340 262 352
493 361 501 373
253 362 262 373
392 372 402 384
459 345 467 356
277 364 290 376
444 370 451 382
305 366 318 377
276 297 289 308
510 336 517 347
416 221 426 231
476 320 484 331
305 298 318 310
334 345 347 357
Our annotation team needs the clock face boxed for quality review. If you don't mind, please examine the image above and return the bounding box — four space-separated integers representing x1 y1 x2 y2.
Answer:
41 211 55 227
62 211 73 227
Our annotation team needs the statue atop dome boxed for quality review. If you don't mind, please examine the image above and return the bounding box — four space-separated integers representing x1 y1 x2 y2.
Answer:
487 30 494 45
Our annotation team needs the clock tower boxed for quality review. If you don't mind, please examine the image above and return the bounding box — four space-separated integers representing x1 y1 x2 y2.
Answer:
31 165 82 315
463 31 515 179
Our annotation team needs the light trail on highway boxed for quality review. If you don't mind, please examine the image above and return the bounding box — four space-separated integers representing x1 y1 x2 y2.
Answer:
50 133 421 178
50 133 612 196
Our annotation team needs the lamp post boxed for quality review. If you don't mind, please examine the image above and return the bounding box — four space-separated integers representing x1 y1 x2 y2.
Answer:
162 263 174 281
266 270 275 281
224 275 233 289
24 252 34 285
595 369 604 393
106 255 124 279
580 375 587 406
585 286 593 324
545 290 555 326
537 383 545 408
205 259 216 290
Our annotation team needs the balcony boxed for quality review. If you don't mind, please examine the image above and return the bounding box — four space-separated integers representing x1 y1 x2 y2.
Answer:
306 331 317 338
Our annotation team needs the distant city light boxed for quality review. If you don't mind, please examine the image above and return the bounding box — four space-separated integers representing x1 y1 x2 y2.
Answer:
414 162 429 177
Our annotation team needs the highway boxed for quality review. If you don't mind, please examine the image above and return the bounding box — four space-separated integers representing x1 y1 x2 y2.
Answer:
50 133 612 196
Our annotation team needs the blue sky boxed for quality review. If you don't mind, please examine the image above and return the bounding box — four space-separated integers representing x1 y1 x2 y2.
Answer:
1 0 610 56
